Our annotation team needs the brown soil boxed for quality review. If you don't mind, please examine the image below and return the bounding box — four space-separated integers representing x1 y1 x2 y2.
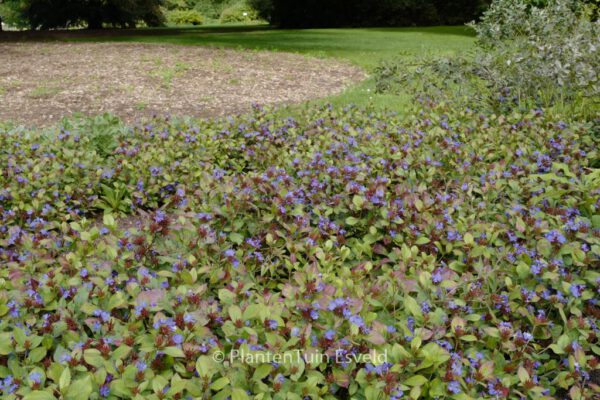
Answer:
0 42 365 126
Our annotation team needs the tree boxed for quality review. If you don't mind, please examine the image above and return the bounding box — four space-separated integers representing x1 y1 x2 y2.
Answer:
0 0 165 30
249 0 491 27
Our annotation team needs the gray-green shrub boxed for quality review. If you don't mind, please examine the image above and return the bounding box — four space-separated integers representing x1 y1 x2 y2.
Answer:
472 0 599 104
375 0 600 118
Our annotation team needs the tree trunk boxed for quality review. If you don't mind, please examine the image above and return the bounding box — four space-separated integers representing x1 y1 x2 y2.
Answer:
0 16 3 32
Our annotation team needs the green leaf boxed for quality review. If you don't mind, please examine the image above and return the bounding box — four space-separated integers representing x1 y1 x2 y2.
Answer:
232 388 250 400
210 377 230 391
464 232 474 245
60 367 71 392
107 292 126 310
152 375 169 394
345 216 360 225
352 195 365 209
404 296 422 318
110 379 131 397
242 304 263 321
111 345 131 361
28 347 47 363
229 232 244 245
103 213 116 228
518 366 530 383
404 375 428 386
13 328 27 347
196 356 218 377
162 346 185 358
252 364 272 381
415 236 430 245
23 391 57 400
65 376 93 400
228 305 242 321
83 349 105 368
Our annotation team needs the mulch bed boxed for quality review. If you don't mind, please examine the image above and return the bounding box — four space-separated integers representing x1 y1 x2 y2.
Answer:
0 42 366 126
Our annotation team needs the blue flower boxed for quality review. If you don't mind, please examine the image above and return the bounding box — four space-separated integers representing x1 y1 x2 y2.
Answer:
100 384 110 397
59 353 72 364
29 372 42 384
0 375 18 394
172 333 184 345
324 329 336 340
448 381 461 394
93 309 111 323
570 284 585 298
136 360 147 372
223 249 235 258
545 230 566 245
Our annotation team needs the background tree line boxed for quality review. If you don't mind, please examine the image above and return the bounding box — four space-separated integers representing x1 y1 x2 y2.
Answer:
0 0 164 29
5 0 592 30
250 0 492 28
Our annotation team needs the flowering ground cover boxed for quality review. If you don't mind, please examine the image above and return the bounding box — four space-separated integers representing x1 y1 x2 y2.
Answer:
0 101 599 399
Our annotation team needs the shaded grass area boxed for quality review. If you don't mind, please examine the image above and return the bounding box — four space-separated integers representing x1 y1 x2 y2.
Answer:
1 25 475 113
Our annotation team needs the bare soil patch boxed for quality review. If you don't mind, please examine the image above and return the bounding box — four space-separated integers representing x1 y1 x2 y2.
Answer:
0 42 365 126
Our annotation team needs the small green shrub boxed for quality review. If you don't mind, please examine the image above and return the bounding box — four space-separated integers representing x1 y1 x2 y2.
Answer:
167 8 204 25
60 113 125 158
219 1 259 23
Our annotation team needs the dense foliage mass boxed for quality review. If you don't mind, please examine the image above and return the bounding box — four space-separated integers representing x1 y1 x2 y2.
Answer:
0 100 599 398
0 0 489 29
249 0 491 27
164 0 260 24
0 0 165 29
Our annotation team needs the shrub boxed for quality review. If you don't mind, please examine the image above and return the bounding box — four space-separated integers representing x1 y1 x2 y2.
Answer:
0 101 599 398
472 0 599 104
376 0 600 119
167 8 204 25
219 1 259 23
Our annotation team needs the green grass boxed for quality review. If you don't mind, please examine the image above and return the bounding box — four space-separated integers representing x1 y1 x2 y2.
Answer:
0 25 475 114
27 85 62 99
73 25 474 69
70 25 475 112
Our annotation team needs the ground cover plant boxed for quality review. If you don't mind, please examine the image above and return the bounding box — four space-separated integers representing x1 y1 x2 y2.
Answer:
1 97 599 398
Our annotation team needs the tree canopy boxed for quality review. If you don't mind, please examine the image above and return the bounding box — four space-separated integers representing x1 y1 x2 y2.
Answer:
0 0 165 29
249 0 492 27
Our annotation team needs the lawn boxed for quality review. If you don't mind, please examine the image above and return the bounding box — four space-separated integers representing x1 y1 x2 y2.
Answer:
1 25 475 121
71 25 475 69
71 25 476 111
